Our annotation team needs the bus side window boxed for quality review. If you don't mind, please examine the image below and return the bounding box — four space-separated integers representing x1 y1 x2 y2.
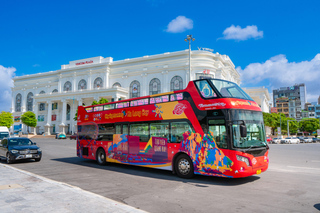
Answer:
115 125 121 134
150 122 169 140
171 121 191 143
130 123 149 142
123 124 128 134
97 123 115 141
208 119 227 149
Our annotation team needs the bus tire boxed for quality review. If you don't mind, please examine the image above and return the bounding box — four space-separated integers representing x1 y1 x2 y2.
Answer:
175 154 194 179
96 148 107 165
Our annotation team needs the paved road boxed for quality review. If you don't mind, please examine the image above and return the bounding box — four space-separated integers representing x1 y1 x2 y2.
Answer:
2 138 320 213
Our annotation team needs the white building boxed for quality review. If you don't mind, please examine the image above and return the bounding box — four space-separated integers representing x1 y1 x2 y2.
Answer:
242 87 271 113
11 49 241 135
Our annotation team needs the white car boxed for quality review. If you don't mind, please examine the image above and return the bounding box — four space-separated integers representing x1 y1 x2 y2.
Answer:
304 137 313 143
281 137 300 144
272 138 281 144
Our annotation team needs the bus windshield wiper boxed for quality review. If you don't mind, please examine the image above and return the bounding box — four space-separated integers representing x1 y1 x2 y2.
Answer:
243 145 262 152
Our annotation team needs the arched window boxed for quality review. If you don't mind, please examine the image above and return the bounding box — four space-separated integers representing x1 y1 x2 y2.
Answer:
149 78 161 95
63 81 72 92
170 76 183 91
52 89 58 93
78 79 87 90
15 93 22 112
27 92 33 111
39 90 45 94
112 82 121 88
130 80 140 98
94 77 103 89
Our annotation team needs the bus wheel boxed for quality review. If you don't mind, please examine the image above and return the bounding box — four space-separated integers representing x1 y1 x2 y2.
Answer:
96 148 106 165
175 154 194 178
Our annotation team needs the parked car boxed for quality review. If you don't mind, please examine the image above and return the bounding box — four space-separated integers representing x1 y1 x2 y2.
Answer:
298 136 306 143
272 138 281 144
266 137 272 143
312 137 320 143
0 137 42 163
281 137 300 144
304 137 313 143
70 133 77 140
56 133 66 139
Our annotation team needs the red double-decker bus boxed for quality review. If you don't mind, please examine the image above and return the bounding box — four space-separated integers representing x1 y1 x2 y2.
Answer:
77 79 269 178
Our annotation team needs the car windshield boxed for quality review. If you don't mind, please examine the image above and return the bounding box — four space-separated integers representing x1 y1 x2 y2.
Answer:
231 109 267 149
210 79 253 101
9 138 34 146
0 132 9 139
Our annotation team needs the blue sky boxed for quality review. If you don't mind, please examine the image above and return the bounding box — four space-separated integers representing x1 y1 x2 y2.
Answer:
1 0 320 111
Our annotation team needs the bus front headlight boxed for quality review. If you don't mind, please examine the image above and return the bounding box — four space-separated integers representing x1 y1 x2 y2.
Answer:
236 155 250 167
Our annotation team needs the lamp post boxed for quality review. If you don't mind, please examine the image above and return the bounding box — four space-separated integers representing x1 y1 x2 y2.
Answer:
185 35 195 83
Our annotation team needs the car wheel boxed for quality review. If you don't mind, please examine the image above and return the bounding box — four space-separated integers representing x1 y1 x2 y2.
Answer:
175 154 194 179
96 148 106 165
6 153 13 164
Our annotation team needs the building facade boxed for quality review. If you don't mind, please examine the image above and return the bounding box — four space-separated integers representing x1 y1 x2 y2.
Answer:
273 84 307 121
242 87 270 113
11 50 241 135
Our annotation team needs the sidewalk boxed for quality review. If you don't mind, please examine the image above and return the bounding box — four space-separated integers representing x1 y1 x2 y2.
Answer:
0 164 147 213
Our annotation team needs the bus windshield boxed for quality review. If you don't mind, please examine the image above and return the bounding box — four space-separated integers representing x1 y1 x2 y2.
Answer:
230 109 267 149
210 79 253 101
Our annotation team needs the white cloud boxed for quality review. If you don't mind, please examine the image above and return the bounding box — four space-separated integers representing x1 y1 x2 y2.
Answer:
165 16 193 33
237 54 320 102
221 25 263 41
0 65 15 112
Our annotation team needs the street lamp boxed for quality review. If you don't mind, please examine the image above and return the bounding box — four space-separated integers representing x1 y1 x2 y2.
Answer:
185 35 195 83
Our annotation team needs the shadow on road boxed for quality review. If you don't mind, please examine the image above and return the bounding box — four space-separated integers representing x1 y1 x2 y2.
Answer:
51 157 260 186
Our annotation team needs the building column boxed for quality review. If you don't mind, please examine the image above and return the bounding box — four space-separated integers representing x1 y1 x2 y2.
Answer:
33 100 38 135
58 74 62 92
142 73 147 97
162 70 168 93
71 98 77 134
59 99 67 134
45 101 52 135
22 88 27 112
88 70 92 90
73 72 77 92
106 69 110 88
78 98 83 106
11 90 15 113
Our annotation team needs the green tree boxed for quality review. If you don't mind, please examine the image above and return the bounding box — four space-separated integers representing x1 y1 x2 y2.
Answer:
263 112 278 135
0 111 14 129
91 98 109 106
73 109 78 121
287 118 298 135
21 111 37 133
299 118 320 135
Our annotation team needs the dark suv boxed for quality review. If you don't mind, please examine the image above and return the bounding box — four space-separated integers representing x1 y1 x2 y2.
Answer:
0 137 42 164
